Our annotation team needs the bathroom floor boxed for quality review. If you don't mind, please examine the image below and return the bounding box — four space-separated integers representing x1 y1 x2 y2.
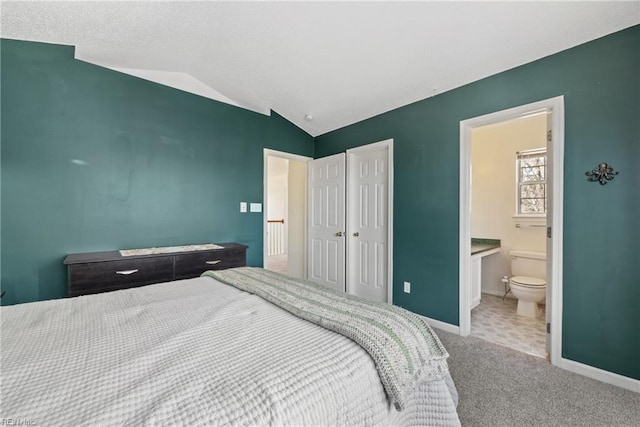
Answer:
471 294 547 359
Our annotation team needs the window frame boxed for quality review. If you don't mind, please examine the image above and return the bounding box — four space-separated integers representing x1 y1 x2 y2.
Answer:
515 148 547 217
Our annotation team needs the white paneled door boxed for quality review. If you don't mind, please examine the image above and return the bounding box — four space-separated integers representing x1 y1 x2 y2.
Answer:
307 153 346 291
347 145 390 303
307 141 392 302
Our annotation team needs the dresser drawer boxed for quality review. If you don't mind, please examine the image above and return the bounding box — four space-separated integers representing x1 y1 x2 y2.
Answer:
174 249 246 280
65 243 248 297
68 256 174 297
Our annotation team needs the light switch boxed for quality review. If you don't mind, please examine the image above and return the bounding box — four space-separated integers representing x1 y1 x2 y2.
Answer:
250 203 262 213
240 202 247 213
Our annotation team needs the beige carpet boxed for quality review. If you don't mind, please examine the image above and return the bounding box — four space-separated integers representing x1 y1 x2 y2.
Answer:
435 329 640 426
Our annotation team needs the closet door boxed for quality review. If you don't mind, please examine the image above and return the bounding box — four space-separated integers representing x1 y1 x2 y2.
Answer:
346 144 390 303
307 153 346 291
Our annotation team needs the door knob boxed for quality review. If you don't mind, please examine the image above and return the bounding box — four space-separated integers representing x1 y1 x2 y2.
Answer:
353 232 359 237
335 231 343 237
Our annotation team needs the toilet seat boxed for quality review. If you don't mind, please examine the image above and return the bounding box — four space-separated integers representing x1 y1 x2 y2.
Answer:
510 276 546 287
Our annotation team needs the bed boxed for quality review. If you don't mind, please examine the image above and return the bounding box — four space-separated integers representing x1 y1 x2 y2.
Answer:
1 267 460 426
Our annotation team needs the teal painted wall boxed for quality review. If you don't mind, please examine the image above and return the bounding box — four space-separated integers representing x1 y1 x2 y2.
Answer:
1 39 313 306
2 27 638 380
315 26 639 379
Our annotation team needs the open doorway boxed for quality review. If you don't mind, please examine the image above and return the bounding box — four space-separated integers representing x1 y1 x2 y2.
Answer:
459 96 564 367
469 112 549 358
263 149 311 278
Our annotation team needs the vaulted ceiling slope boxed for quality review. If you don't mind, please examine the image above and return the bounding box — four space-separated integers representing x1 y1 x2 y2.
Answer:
2 1 638 136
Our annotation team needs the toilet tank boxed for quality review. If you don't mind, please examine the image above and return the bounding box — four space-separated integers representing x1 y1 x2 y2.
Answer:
510 251 546 279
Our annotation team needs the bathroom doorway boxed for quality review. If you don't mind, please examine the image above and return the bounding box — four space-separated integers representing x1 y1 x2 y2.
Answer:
263 149 311 278
470 112 548 358
459 97 564 366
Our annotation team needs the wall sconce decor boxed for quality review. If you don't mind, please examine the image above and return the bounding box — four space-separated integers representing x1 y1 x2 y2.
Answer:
585 162 619 185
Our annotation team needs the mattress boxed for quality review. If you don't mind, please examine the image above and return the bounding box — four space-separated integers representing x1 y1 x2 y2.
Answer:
1 276 460 426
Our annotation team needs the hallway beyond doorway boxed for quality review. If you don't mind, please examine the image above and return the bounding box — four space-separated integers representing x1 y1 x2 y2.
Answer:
266 254 288 274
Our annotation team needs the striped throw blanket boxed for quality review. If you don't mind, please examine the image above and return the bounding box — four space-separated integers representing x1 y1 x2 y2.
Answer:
202 267 449 411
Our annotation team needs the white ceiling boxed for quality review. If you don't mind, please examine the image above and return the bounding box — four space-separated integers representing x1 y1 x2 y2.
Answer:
2 1 638 136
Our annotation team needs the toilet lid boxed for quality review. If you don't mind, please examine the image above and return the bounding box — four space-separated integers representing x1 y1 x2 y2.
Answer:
511 276 546 287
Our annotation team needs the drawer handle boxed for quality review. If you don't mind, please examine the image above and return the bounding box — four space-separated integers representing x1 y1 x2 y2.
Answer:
205 260 222 265
116 269 139 275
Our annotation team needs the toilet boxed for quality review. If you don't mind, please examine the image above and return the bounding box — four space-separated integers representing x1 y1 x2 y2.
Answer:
509 251 546 318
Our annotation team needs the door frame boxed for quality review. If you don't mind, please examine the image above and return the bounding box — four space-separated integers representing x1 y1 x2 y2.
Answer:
459 96 564 367
263 149 312 277
346 139 394 304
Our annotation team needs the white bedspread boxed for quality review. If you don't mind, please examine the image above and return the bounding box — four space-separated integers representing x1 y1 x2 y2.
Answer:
1 277 460 426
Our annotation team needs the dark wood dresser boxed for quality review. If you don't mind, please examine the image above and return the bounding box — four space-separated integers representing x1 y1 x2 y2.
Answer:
64 243 248 297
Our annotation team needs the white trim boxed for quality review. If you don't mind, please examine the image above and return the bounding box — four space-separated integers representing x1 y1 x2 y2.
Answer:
418 314 460 335
516 147 547 156
346 138 393 154
459 96 564 371
345 139 394 305
264 149 313 164
459 120 473 336
263 149 312 277
548 98 564 368
559 358 640 393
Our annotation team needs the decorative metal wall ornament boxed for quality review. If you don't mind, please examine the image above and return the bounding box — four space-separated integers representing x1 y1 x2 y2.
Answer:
585 162 619 185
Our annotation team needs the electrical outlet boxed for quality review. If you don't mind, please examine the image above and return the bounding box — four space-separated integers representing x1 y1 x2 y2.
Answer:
403 281 411 293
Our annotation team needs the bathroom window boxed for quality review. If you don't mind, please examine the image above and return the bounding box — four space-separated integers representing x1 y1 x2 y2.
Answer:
516 148 547 215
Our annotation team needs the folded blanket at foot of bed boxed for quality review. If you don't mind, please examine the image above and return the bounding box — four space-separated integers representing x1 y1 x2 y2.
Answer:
203 267 450 411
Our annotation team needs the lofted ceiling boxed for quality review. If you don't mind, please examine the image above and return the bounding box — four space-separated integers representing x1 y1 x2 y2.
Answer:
2 1 639 137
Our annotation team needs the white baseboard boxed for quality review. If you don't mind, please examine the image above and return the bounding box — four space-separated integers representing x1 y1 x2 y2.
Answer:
419 315 460 334
560 357 640 393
